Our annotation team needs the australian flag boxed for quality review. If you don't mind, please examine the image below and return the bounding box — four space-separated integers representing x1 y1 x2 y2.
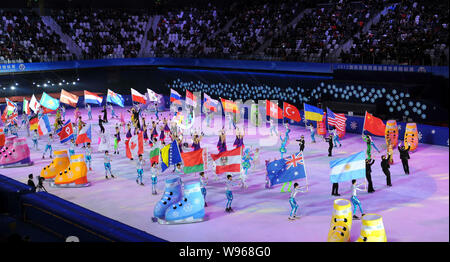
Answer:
267 152 306 186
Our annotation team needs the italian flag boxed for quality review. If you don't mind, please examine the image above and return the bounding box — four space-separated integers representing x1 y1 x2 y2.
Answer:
23 98 30 115
210 146 241 174
181 149 204 174
150 147 160 164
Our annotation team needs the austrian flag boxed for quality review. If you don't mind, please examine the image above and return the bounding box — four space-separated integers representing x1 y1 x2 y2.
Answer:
210 146 242 174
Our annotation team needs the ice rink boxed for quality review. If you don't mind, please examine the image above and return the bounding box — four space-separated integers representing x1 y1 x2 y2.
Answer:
1 106 448 242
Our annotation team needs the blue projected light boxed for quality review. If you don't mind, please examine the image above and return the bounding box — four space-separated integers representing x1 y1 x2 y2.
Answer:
405 110 409 116
389 107 394 112
421 104 427 110
392 89 397 94
413 107 417 112
421 114 426 119
386 101 390 106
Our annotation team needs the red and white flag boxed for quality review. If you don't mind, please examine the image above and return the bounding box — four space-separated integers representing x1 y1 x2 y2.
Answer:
126 131 144 159
283 102 301 122
266 100 283 119
210 146 242 174
186 89 198 107
60 89 79 107
131 88 146 104
29 94 40 113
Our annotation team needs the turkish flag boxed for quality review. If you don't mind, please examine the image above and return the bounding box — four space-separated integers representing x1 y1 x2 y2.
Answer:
283 102 301 122
266 100 283 119
363 112 386 136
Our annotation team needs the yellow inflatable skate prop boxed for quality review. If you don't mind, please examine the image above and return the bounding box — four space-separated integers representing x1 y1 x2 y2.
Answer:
404 123 418 152
356 214 387 242
41 150 70 180
51 154 90 187
327 199 353 242
385 120 399 148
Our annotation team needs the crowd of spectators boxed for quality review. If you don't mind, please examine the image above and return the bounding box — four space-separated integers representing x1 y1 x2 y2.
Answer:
264 0 385 62
0 9 72 63
52 9 149 59
341 0 449 66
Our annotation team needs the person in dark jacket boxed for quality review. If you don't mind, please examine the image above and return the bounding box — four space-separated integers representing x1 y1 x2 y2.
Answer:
27 174 36 192
331 183 340 196
98 115 106 133
381 154 392 187
102 105 108 123
296 135 305 152
365 158 376 193
398 142 411 175
325 134 334 157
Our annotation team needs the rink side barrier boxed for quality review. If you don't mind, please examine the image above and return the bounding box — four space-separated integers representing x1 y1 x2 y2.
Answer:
0 175 166 242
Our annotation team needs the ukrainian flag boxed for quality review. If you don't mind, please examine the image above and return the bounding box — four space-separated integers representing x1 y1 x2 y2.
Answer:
304 103 324 121
329 151 366 183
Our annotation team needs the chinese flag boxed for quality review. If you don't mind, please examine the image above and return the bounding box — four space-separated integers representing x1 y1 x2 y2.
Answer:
363 112 386 136
266 100 283 119
283 102 301 122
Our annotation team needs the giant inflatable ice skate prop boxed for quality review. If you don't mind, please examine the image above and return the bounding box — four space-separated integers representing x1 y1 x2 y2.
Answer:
385 120 399 147
404 123 418 152
152 176 183 223
0 128 5 148
162 181 205 225
0 136 16 154
327 199 353 242
0 137 33 168
41 150 70 180
356 214 387 242
50 154 90 188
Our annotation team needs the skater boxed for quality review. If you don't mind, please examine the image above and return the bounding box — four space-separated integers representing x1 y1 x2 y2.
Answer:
225 174 239 212
307 123 316 143
331 182 340 196
217 128 227 153
191 133 203 151
279 124 291 159
104 150 115 179
325 134 334 157
42 133 53 159
74 107 81 122
153 102 159 120
85 143 92 171
21 114 30 137
126 123 132 140
240 148 253 189
398 142 411 175
381 154 392 187
136 154 145 186
114 126 121 154
288 183 307 220
199 172 208 206
32 129 39 150
86 104 92 120
102 105 108 123
98 115 106 133
150 162 158 195
143 123 149 143
174 162 184 176
351 179 365 220
296 135 305 152
27 174 36 192
331 127 342 147
227 113 236 130
365 158 376 193
269 119 278 136
109 104 117 119
61 105 66 120
69 138 76 158
387 140 394 165
233 128 244 149
252 147 260 168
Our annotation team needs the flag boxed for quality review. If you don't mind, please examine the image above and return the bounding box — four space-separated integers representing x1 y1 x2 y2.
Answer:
160 140 182 172
329 151 366 183
75 124 91 145
60 89 79 107
40 92 60 110
1 109 7 122
304 103 324 121
170 89 183 105
106 89 125 107
5 98 17 116
203 93 219 112
327 108 347 132
147 88 158 102
130 88 146 104
186 90 198 107
283 102 301 122
37 114 51 136
210 146 241 174
126 131 144 159
363 111 386 136
181 148 204 174
220 98 238 113
267 152 306 186
266 100 283 119
23 98 30 115
56 120 74 143
29 115 39 130
29 94 40 113
84 90 103 105
150 147 160 165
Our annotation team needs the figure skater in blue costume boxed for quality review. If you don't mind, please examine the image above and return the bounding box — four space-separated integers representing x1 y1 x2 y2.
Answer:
279 123 291 159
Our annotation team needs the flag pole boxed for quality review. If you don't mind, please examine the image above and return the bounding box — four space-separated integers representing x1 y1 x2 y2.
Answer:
302 151 309 192
362 111 367 136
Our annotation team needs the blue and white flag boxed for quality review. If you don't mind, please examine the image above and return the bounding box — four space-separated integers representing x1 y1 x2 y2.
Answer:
329 151 366 183
37 114 51 135
39 92 60 110
267 152 306 186
107 89 124 107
